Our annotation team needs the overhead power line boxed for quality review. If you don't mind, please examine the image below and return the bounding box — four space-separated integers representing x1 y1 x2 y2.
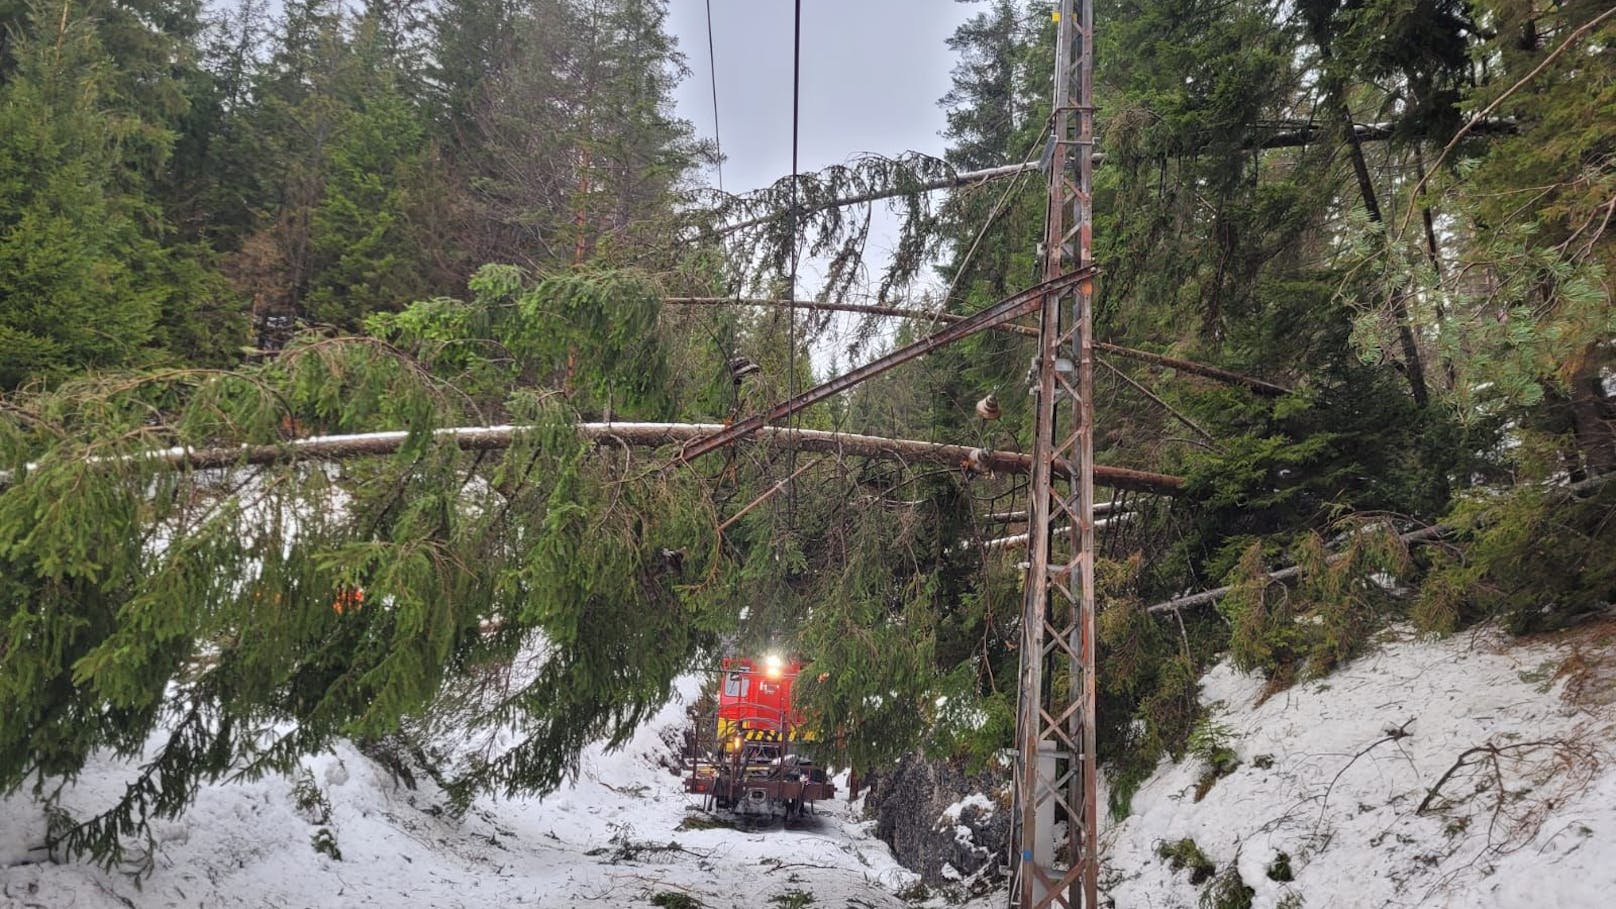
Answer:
703 0 723 191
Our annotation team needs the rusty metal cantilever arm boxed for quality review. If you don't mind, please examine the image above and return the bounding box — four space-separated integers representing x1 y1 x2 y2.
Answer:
674 268 1097 466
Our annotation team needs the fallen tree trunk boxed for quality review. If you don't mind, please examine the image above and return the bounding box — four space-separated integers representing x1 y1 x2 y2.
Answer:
1144 524 1447 615
1145 472 1615 614
1093 342 1291 398
666 297 1292 397
2 423 1185 496
975 514 1134 552
715 161 1045 236
712 122 1515 238
983 501 1123 523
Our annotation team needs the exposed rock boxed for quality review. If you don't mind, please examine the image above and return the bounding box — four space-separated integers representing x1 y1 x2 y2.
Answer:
655 721 688 776
864 752 1010 887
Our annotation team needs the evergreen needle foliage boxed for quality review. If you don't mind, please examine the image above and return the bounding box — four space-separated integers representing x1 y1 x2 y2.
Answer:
0 270 722 865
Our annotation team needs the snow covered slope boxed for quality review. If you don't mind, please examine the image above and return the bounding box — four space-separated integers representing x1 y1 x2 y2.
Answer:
1103 623 1616 908
6 624 1614 909
1 677 916 908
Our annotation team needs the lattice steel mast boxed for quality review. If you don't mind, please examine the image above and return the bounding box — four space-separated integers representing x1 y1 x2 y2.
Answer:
1010 0 1098 906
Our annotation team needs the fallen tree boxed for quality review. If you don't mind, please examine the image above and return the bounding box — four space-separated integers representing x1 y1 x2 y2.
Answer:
1145 473 1614 615
1145 524 1447 615
973 513 1134 552
712 121 1516 237
1 422 1185 496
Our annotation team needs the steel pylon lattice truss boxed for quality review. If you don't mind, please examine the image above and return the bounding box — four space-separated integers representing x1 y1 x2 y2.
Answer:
1010 0 1098 906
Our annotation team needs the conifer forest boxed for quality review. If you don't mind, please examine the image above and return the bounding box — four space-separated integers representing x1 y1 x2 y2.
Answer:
1 1 1614 906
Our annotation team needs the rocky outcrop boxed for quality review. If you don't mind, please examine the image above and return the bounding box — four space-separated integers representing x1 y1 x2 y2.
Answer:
864 752 1011 887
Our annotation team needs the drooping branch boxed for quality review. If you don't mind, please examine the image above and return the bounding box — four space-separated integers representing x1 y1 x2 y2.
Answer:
715 160 1043 237
1396 5 1611 237
668 295 1025 331
666 296 1293 396
2 422 1185 495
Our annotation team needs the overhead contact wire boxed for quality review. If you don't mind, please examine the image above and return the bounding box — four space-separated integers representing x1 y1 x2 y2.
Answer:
704 0 723 192
786 0 803 524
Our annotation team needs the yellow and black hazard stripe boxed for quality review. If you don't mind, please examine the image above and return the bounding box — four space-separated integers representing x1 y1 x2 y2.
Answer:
717 719 820 748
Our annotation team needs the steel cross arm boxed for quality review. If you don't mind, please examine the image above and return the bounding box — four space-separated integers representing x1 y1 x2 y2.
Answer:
673 268 1096 466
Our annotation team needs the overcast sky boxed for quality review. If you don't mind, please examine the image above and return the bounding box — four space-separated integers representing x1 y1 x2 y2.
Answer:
663 0 976 198
662 2 979 360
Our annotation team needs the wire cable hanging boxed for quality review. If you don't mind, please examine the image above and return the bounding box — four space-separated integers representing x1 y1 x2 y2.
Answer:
704 0 723 192
703 0 747 429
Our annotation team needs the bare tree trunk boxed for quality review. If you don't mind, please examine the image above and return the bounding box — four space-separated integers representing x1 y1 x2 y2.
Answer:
1341 116 1429 406
1147 523 1446 615
1571 345 1616 475
1323 54 1429 406
1414 147 1457 390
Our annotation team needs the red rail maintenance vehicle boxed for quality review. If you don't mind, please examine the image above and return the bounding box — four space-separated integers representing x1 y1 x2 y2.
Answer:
683 654 834 821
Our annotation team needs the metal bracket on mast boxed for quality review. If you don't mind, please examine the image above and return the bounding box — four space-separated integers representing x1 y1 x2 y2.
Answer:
1010 0 1099 907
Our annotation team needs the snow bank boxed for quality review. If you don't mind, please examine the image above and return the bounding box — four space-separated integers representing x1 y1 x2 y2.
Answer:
0 675 916 908
1104 625 1616 908
8 625 1613 909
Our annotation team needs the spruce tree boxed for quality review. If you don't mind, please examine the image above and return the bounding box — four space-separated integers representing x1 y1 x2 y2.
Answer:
941 0 1023 172
0 3 169 386
0 269 718 865
301 5 433 327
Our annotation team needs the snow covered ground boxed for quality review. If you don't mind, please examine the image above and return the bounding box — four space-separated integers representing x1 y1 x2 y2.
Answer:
0 677 916 909
1102 622 1616 909
5 622 1614 909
